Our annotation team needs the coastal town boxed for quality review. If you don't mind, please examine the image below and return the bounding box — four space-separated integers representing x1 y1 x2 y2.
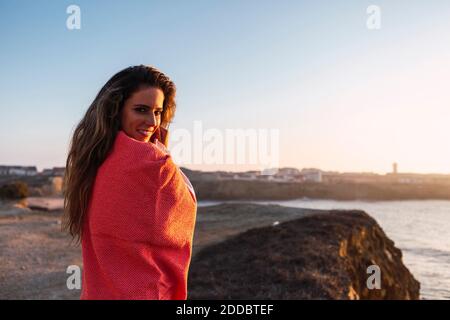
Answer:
2 163 450 186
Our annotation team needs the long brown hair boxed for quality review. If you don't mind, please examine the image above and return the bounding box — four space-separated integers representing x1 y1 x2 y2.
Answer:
62 65 176 244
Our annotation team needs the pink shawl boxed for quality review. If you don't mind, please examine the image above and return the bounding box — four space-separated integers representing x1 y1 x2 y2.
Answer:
81 130 197 300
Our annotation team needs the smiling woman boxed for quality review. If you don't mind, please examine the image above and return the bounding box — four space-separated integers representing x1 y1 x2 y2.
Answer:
120 86 165 143
62 65 197 300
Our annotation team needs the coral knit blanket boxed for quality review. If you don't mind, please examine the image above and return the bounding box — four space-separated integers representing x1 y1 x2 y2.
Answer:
81 130 197 300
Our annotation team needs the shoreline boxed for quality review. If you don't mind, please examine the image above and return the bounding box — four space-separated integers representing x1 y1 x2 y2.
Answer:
3 196 450 216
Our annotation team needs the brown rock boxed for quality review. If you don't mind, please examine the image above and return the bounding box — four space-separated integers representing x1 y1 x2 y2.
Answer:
188 206 420 300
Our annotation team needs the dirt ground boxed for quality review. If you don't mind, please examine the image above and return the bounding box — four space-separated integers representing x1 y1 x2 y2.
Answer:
0 211 82 299
0 203 315 299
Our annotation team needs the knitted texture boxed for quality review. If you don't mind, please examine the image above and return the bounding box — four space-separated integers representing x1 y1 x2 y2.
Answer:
81 130 197 300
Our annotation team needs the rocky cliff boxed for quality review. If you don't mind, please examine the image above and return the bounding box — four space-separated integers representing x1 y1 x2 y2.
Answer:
188 206 420 299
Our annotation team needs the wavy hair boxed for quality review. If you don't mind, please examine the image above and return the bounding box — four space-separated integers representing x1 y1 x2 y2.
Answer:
62 65 176 244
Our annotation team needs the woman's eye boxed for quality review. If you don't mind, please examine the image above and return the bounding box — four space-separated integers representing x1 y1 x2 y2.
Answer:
135 107 147 113
155 111 162 116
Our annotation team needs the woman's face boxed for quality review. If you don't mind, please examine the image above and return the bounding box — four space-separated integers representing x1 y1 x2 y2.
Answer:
120 86 164 143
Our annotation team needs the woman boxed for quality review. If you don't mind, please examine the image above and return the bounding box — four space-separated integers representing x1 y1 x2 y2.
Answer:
62 65 197 300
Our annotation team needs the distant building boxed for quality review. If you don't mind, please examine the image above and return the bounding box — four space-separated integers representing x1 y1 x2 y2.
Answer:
260 168 279 176
277 168 301 176
393 162 398 175
41 167 65 177
256 167 302 182
42 169 54 176
0 165 37 176
301 168 323 183
52 167 65 176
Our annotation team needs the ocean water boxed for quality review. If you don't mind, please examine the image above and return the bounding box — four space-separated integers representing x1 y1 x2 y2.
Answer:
198 199 450 300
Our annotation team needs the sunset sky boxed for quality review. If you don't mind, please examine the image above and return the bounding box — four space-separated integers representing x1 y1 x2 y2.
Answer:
1 0 449 174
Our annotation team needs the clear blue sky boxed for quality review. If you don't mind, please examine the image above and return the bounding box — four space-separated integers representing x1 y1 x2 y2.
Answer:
1 0 450 173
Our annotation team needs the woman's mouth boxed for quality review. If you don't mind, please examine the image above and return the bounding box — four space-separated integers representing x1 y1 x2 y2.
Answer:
137 129 153 138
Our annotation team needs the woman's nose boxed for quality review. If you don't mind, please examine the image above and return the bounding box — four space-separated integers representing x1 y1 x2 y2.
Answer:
145 113 157 126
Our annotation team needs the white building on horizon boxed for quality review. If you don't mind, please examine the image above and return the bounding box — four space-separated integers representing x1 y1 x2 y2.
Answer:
0 165 37 176
301 168 323 183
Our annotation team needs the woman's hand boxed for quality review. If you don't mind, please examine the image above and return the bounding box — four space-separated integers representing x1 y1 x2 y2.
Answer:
159 126 169 147
151 126 169 147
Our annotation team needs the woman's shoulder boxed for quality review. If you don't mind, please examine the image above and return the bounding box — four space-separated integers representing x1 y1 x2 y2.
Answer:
112 130 170 163
95 131 175 186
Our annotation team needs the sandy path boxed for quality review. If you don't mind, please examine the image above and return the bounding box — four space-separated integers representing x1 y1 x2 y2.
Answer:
0 211 81 299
